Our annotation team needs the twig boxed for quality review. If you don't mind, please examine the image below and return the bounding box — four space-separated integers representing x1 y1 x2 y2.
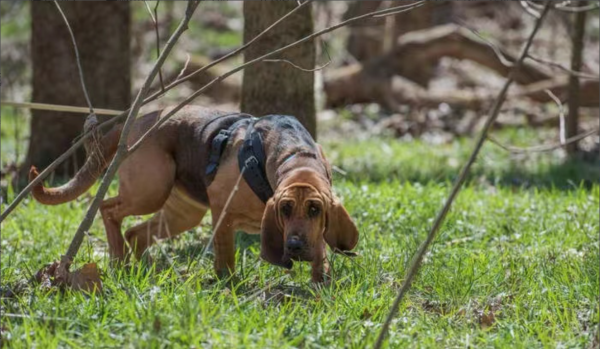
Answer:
128 1 425 154
526 54 599 80
0 101 122 116
555 2 599 12
175 53 191 81
332 165 347 177
53 1 94 115
61 0 201 263
520 0 541 18
528 0 599 13
373 4 551 349
145 0 165 92
543 89 566 145
0 0 312 223
263 40 332 72
458 21 515 68
373 2 424 17
488 127 598 154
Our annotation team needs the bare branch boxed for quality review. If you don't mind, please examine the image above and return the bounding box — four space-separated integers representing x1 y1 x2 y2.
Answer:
263 58 330 72
458 21 515 68
61 0 201 263
526 0 599 13
175 53 192 81
372 2 424 17
373 4 551 349
0 101 121 116
488 127 598 154
144 0 165 91
553 0 599 12
520 0 541 18
53 1 94 114
543 89 566 145
526 54 600 80
263 40 332 73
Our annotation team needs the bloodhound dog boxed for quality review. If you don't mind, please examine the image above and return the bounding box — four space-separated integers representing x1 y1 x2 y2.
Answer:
30 106 359 282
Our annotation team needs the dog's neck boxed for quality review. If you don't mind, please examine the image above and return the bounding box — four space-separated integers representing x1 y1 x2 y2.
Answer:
248 117 328 191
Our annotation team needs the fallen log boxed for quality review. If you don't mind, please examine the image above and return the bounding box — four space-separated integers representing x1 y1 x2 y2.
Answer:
324 63 493 110
325 24 598 110
514 77 599 107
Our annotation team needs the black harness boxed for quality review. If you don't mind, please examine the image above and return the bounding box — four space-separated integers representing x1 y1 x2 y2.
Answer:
237 123 274 203
205 117 274 204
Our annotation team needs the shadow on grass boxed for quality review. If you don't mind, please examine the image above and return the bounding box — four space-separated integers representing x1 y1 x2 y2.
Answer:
325 133 599 191
337 155 599 190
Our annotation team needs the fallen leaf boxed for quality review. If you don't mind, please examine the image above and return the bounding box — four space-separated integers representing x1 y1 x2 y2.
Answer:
478 310 496 328
67 263 102 293
34 261 59 290
33 260 102 293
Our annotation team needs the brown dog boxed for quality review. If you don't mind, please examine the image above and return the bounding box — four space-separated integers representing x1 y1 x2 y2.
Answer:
30 106 358 282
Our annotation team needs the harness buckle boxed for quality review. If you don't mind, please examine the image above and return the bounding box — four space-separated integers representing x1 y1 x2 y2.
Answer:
244 155 259 169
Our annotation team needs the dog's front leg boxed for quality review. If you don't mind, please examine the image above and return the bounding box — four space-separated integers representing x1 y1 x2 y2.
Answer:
311 243 330 283
212 213 236 279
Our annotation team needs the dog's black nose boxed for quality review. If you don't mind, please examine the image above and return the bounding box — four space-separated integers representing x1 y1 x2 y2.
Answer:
286 236 303 254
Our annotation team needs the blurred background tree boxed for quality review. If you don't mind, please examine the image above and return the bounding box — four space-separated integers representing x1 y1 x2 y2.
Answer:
23 2 130 179
0 1 598 189
241 1 316 138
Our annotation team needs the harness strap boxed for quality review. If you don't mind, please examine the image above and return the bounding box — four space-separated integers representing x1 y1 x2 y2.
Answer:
238 124 274 204
206 129 232 176
205 114 253 177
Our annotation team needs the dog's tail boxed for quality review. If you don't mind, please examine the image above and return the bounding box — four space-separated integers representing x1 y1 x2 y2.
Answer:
29 124 123 205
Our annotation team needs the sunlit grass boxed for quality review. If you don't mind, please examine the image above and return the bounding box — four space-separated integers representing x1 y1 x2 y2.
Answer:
1 118 598 347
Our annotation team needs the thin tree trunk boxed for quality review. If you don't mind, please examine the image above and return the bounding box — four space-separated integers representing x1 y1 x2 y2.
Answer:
566 1 588 154
24 2 130 181
241 1 316 138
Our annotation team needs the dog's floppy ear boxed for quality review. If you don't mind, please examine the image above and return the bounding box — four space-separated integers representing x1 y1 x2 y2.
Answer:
260 197 293 269
325 198 359 257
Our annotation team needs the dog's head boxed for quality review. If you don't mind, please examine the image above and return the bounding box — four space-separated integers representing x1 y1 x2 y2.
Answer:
260 168 359 269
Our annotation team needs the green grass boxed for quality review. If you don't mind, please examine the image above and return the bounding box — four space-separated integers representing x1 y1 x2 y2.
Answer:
1 120 598 347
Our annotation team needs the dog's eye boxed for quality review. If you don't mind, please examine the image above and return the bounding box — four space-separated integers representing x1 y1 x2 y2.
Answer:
308 204 321 218
281 202 293 218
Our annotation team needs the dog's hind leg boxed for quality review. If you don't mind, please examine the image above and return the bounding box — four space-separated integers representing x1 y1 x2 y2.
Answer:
100 196 133 262
125 187 208 259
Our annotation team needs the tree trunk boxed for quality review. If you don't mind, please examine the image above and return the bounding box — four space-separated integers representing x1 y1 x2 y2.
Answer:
566 1 587 154
24 2 130 180
241 1 316 138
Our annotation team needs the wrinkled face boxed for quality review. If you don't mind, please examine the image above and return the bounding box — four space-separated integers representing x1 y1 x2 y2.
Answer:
277 185 327 262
